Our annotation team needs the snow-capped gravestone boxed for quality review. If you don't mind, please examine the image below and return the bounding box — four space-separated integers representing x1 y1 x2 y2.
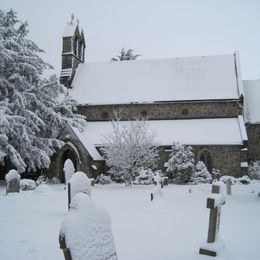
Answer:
226 178 232 196
63 159 75 184
199 182 226 257
151 172 163 201
5 169 21 195
60 193 118 260
68 171 91 210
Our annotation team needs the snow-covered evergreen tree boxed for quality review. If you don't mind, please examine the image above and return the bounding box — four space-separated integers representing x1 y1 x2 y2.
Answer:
0 9 86 173
190 161 212 184
102 114 159 186
165 142 194 184
110 48 140 62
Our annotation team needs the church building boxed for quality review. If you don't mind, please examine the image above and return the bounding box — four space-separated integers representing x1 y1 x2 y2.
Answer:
49 17 260 182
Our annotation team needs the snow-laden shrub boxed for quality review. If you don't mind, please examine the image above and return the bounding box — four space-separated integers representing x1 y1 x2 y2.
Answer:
36 175 45 186
60 193 118 260
34 183 52 194
36 175 60 185
190 161 212 184
166 142 195 184
248 161 260 180
20 179 36 191
132 168 154 185
96 174 113 185
220 176 236 184
69 171 91 198
102 116 159 186
220 175 251 185
109 168 125 183
238 175 251 184
46 177 60 185
212 168 222 181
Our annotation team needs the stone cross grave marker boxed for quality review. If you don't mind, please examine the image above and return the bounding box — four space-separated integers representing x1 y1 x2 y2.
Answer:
199 182 226 257
59 234 72 260
226 178 232 196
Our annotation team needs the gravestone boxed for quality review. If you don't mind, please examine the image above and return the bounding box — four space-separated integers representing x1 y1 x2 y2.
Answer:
60 193 118 260
226 178 232 196
199 182 226 257
5 169 20 195
59 234 72 260
63 159 75 185
67 171 91 210
151 172 163 201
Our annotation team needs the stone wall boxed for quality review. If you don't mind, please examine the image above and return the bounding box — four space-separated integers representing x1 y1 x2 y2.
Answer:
77 100 242 121
161 145 244 177
246 124 260 160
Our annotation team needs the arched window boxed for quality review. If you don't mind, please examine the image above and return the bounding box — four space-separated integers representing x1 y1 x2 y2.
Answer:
199 149 213 172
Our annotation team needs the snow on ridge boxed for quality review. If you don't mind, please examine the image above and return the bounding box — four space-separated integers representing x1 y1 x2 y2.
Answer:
70 126 103 161
70 53 240 105
243 79 260 123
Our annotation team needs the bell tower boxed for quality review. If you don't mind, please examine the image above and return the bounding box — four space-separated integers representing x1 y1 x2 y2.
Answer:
60 15 86 87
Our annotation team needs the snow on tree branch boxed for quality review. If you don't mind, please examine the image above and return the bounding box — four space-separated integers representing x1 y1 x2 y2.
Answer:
0 9 86 173
101 115 159 185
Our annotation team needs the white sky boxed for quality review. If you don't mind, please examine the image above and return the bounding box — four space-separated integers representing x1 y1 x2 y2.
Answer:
1 0 260 79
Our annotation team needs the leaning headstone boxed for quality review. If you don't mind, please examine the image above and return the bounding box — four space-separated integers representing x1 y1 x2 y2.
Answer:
60 193 118 260
199 182 226 257
67 171 91 210
226 178 232 196
5 169 21 195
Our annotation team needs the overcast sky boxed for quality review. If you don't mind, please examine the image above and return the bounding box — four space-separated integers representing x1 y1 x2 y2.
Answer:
2 0 260 79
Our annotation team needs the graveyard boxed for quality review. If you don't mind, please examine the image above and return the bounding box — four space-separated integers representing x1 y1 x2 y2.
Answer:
0 181 259 260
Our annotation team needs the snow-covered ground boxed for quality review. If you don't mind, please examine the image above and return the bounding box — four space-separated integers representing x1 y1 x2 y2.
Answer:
0 182 259 260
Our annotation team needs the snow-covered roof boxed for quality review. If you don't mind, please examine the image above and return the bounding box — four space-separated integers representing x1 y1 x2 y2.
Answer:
75 117 247 150
71 126 103 161
63 18 79 37
70 53 242 105
243 79 260 123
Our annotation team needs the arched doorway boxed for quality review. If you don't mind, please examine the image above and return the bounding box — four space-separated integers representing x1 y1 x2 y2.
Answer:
198 149 213 172
57 142 80 183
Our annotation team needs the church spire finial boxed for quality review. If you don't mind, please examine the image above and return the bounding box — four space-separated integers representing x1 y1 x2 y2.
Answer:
70 14 74 25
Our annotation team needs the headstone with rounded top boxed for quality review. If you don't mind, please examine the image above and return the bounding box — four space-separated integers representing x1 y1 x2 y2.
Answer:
5 169 21 195
67 171 91 210
60 193 118 260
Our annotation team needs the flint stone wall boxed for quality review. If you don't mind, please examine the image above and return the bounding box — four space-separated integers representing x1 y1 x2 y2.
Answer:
162 145 244 177
77 100 242 121
246 124 260 161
